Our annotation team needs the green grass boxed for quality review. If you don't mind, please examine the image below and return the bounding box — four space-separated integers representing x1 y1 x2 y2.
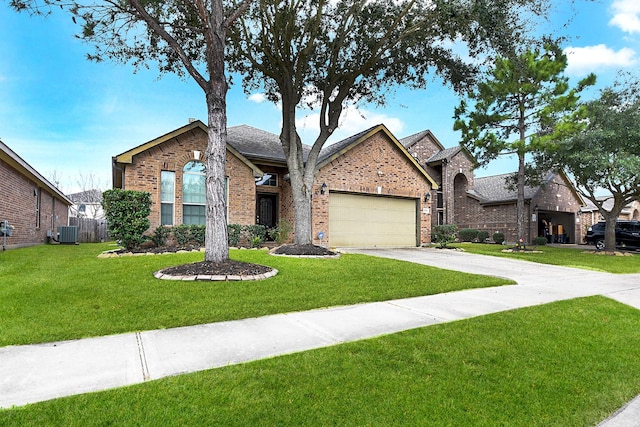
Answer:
2 296 639 426
0 243 511 347
455 243 640 274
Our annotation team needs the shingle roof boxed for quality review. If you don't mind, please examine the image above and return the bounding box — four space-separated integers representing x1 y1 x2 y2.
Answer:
426 146 462 163
317 125 379 164
473 173 539 204
67 189 103 203
226 125 312 164
399 130 437 150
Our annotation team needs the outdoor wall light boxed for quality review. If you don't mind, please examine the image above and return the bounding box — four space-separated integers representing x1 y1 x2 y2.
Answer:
424 193 431 202
320 183 327 195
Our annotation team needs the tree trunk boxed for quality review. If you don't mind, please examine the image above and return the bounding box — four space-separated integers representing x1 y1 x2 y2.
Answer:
204 89 229 262
203 1 229 263
516 152 526 243
603 214 617 251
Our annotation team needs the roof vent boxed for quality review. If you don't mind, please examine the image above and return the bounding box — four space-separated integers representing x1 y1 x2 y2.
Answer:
188 118 196 123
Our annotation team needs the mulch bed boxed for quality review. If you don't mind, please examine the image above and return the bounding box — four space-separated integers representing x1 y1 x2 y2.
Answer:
160 259 273 276
123 243 336 277
271 244 336 256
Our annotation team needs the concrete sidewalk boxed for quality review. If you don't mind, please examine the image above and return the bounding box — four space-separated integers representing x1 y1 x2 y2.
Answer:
2 248 640 425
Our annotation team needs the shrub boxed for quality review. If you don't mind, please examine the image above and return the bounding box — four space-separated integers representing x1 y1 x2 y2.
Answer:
150 226 171 247
432 224 458 248
189 224 205 246
101 189 151 250
244 224 267 248
492 232 505 244
173 224 191 245
268 219 293 245
477 230 490 243
228 224 243 247
459 228 479 242
533 236 548 246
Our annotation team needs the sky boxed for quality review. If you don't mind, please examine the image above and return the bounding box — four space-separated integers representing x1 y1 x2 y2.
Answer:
1 0 639 194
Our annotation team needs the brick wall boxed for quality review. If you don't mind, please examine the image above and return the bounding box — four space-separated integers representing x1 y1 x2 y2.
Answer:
312 131 433 246
1 159 69 249
121 129 257 231
455 173 584 244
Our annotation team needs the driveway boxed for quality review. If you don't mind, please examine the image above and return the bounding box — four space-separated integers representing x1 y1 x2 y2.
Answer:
344 247 640 310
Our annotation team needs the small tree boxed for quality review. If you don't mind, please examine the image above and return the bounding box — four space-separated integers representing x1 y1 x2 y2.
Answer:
101 189 151 250
454 41 595 242
547 77 640 251
432 224 458 248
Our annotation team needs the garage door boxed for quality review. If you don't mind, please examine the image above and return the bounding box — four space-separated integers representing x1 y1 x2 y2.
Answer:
329 193 417 247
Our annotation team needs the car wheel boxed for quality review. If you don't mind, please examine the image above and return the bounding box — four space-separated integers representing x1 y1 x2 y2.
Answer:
595 240 605 251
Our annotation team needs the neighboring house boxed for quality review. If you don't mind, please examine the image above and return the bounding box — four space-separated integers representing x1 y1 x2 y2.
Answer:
401 130 585 244
67 189 105 219
112 121 438 247
0 139 72 249
580 197 640 239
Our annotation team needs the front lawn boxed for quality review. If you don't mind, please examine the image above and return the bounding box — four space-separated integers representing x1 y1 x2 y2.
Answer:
2 296 639 426
456 243 640 274
0 243 511 347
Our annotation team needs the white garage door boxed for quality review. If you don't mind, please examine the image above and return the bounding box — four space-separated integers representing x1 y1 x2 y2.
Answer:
329 193 417 247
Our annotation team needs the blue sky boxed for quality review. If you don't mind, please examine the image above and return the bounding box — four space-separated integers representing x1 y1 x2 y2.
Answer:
1 1 639 194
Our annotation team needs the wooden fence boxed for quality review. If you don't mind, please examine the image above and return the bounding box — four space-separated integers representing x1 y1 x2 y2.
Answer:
68 217 109 243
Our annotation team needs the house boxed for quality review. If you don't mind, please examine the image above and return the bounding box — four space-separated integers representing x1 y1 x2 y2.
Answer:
0 139 72 249
580 197 640 240
68 189 105 219
401 130 585 244
112 121 438 247
401 130 477 227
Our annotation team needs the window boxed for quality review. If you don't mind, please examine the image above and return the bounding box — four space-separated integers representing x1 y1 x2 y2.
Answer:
161 171 175 225
35 188 41 228
183 161 206 225
256 173 277 186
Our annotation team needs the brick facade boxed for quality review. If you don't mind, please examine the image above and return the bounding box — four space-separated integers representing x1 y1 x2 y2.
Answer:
120 129 257 230
456 173 584 244
114 123 435 247
401 130 585 244
312 131 433 246
1 151 70 249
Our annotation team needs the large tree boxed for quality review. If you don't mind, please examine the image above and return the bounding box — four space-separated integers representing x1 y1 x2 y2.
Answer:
454 42 595 242
10 0 253 262
228 0 560 246
547 78 640 251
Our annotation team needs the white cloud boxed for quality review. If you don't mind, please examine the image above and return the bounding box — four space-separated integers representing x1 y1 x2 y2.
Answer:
564 44 637 75
295 104 404 145
248 93 267 103
609 0 640 34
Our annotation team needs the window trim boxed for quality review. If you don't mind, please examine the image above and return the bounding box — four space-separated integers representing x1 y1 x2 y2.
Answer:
161 170 175 226
255 173 278 187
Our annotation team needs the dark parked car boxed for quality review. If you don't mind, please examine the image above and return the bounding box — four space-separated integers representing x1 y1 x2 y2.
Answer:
585 220 640 250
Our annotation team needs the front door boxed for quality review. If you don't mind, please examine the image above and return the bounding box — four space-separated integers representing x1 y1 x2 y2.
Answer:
256 194 278 229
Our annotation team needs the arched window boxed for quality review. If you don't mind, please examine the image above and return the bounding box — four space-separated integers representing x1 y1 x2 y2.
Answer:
183 160 206 225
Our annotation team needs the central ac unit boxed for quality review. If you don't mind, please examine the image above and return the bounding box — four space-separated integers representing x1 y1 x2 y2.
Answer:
57 226 78 244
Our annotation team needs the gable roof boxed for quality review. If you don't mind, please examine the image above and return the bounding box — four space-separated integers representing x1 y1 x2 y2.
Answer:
427 146 462 163
317 124 439 189
112 120 264 188
399 129 445 152
0 139 72 206
471 171 584 205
